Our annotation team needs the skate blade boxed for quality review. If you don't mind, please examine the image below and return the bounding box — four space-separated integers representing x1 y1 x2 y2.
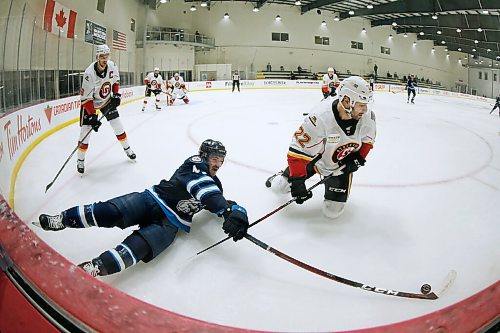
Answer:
32 221 42 229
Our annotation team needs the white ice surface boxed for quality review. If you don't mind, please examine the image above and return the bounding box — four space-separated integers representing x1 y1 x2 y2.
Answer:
14 89 500 332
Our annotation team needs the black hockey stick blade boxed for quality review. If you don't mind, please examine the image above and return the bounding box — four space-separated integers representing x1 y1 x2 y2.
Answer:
245 233 456 300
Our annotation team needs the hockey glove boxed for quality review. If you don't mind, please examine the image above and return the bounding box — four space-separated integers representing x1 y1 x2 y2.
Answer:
222 205 249 242
338 151 365 174
147 83 152 89
88 113 102 132
330 87 337 97
290 176 312 204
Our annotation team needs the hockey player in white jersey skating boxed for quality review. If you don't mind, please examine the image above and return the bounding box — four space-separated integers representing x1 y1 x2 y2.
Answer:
168 73 189 105
142 67 165 111
321 67 340 99
78 44 136 174
266 76 376 219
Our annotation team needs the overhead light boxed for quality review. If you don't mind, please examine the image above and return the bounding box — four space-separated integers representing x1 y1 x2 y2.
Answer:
389 34 393 39
458 47 462 51
224 12 229 19
432 47 435 52
441 40 446 44
413 41 417 46
403 32 408 37
190 5 196 11
472 48 476 52
489 64 492 67
333 16 340 21
362 27 366 32
447 53 450 57
419 31 424 35
366 4 373 9
474 39 479 44
482 10 489 14
437 30 442 34
444 48 448 51
200 1 207 7
160 0 167 3
497 56 500 59
295 0 301 5
322 20 327 26
348 10 354 15
275 14 281 21
456 28 461 33
432 13 438 19
477 27 482 32
475 61 478 64
487 48 491 52
392 21 397 26
253 7 259 12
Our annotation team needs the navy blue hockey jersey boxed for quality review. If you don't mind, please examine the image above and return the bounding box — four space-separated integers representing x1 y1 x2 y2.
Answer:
146 155 228 232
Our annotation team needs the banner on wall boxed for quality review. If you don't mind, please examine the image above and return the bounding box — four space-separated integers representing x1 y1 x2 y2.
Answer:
43 0 77 39
84 20 107 45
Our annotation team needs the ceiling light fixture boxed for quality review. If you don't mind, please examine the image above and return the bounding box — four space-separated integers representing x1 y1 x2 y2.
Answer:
190 5 196 11
477 27 482 32
348 10 354 15
437 30 442 34
441 40 446 44
432 13 438 19
160 0 167 3
432 47 435 52
362 27 366 32
458 47 462 51
224 12 229 19
456 28 461 33
200 1 207 7
403 32 408 37
322 20 327 26
444 48 448 52
392 21 397 26
482 10 488 14
275 14 281 21
366 4 373 9
419 31 424 35
474 39 479 44
333 16 340 21
472 48 476 52
253 7 259 12
295 0 301 5
413 41 417 46
389 34 393 39
487 48 491 52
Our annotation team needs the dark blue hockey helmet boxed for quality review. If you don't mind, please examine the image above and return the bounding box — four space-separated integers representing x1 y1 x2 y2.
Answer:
199 139 226 161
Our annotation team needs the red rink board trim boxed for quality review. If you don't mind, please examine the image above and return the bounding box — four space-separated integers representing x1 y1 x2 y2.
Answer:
0 196 499 333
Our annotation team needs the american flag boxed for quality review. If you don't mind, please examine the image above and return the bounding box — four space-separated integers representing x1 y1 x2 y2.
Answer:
112 30 127 50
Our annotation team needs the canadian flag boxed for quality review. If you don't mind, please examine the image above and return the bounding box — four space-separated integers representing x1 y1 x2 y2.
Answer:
43 0 77 39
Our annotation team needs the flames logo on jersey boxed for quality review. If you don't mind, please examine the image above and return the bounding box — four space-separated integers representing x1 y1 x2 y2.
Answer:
332 142 359 163
151 80 157 88
174 81 181 88
99 82 111 99
176 198 202 216
329 82 336 88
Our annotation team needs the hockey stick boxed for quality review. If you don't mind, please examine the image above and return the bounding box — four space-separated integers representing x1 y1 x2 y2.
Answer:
245 233 457 300
196 168 344 256
45 108 112 193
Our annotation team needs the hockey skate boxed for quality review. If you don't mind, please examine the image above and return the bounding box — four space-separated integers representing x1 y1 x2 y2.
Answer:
155 104 162 111
77 159 85 174
265 171 283 188
33 214 66 231
78 258 107 277
411 99 415 104
141 106 145 112
322 200 345 219
124 147 136 160
266 171 291 194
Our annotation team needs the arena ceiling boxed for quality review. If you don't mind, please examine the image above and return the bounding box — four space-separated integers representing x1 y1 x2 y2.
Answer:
153 0 500 61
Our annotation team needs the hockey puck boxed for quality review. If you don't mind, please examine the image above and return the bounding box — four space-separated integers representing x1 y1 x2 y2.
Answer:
303 113 309 116
420 284 432 295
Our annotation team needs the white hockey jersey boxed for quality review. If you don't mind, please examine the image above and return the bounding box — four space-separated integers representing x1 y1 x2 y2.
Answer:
322 73 339 89
81 60 120 109
288 99 376 176
145 72 164 90
232 74 240 81
169 76 186 97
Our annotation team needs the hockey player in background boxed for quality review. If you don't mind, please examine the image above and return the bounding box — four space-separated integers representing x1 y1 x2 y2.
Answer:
34 139 249 277
406 75 417 104
168 73 189 105
490 96 500 116
232 70 241 92
266 76 376 219
142 67 165 111
77 44 136 174
321 67 340 99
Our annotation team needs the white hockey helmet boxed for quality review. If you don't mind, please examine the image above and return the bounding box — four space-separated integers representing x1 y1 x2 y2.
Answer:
337 76 373 110
154 67 160 72
174 72 179 77
95 44 110 57
328 67 334 72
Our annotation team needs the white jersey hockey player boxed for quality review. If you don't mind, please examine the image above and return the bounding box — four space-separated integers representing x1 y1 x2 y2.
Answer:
142 67 165 111
168 73 189 105
322 67 340 99
266 76 375 219
78 44 136 174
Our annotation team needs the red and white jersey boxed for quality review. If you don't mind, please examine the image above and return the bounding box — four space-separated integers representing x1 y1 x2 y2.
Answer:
169 76 186 97
322 73 339 89
81 60 120 109
145 72 164 90
288 99 376 176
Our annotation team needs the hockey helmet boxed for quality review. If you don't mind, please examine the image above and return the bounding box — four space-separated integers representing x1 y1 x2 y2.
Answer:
154 67 160 72
95 44 110 57
199 139 227 161
337 76 373 110
174 72 179 77
328 67 334 73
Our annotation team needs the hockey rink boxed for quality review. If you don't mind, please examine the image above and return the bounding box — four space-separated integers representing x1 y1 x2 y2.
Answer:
13 88 500 331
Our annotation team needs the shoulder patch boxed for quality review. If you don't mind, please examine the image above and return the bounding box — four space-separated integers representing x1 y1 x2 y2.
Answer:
190 156 202 163
370 111 376 121
308 115 317 126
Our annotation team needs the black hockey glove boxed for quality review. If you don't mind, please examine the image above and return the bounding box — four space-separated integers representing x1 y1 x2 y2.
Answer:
323 91 330 99
338 151 365 174
147 83 152 89
222 205 249 242
109 92 121 110
289 176 312 204
329 87 337 97
88 113 102 132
